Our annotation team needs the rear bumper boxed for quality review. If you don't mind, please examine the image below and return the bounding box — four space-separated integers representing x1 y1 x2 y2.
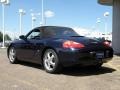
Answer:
58 48 113 67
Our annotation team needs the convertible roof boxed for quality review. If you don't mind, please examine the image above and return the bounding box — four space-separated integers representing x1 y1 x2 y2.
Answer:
34 26 71 30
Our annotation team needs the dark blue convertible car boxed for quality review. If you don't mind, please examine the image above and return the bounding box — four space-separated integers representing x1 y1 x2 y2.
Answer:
7 26 113 73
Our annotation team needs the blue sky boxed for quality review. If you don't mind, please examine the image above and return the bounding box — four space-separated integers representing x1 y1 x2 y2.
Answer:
0 0 112 34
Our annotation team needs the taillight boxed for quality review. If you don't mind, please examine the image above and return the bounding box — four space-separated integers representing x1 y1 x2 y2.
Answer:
104 41 110 47
63 40 85 49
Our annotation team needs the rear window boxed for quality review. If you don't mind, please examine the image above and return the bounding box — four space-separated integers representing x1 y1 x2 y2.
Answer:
43 27 79 37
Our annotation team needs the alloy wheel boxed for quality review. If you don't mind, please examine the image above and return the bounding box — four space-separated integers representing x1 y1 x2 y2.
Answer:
44 51 56 71
9 47 16 63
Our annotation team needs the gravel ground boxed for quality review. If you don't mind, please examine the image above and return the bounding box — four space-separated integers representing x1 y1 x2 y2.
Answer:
0 49 120 90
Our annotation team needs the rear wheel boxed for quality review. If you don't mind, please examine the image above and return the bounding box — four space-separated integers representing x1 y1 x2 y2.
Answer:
43 49 62 73
8 47 18 64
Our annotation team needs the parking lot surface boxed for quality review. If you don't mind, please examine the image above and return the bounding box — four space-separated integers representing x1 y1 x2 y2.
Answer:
0 49 120 90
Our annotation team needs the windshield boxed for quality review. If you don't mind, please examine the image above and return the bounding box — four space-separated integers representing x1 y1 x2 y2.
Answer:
43 26 80 37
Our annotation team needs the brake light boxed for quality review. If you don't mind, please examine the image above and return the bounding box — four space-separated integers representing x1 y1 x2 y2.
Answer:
104 41 110 47
63 40 85 48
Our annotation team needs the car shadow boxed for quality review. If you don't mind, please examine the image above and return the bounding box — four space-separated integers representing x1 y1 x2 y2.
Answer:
17 61 116 76
61 66 116 76
114 53 120 56
18 61 44 70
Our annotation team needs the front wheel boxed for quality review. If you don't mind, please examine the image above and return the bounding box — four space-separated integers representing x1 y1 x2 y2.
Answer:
43 49 62 73
8 47 18 64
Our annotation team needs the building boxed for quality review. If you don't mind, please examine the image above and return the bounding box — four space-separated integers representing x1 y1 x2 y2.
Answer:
98 0 120 54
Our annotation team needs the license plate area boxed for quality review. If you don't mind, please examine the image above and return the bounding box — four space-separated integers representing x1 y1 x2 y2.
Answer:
96 52 104 59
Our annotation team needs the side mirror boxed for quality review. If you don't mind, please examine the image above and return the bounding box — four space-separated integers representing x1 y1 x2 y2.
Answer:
19 35 26 40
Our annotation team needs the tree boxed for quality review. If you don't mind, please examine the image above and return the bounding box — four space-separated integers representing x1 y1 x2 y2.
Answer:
5 34 11 41
0 31 11 42
0 31 3 42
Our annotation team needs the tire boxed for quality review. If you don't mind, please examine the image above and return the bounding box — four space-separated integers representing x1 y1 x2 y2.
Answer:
43 49 62 73
8 47 18 64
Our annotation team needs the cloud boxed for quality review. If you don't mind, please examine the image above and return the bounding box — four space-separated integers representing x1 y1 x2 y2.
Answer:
73 27 104 38
45 10 55 18
73 27 90 36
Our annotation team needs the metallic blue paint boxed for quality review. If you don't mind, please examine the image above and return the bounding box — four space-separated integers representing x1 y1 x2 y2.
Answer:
7 26 113 67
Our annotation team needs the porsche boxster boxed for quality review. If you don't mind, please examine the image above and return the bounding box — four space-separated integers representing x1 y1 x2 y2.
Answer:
7 26 113 73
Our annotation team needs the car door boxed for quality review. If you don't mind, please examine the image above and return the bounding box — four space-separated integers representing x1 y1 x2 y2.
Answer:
17 29 42 63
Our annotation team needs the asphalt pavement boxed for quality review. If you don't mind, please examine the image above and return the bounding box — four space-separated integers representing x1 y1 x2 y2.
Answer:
0 48 120 90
